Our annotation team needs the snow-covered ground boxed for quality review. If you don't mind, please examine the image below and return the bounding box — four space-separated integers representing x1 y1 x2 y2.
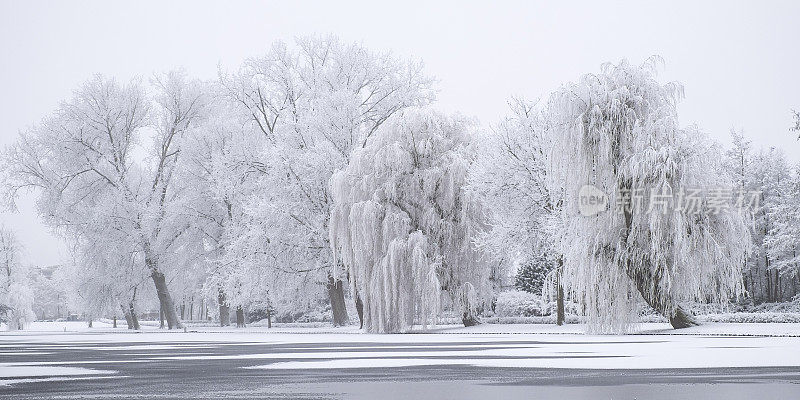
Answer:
3 322 800 398
10 320 800 336
2 322 800 371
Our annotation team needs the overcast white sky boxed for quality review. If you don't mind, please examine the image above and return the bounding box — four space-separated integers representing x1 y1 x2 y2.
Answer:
1 0 799 266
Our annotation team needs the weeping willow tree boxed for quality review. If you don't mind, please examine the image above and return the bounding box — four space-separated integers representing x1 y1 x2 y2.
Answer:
329 109 491 333
546 58 750 333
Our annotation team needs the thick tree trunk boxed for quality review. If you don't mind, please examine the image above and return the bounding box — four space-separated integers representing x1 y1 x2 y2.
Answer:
113 316 117 328
622 204 699 329
267 309 272 328
623 258 698 328
669 305 698 329
556 259 565 326
218 290 230 327
327 276 349 326
624 259 699 329
121 304 134 329
159 305 165 329
462 312 480 327
150 269 182 329
236 306 245 328
129 302 141 330
461 285 480 327
355 293 364 329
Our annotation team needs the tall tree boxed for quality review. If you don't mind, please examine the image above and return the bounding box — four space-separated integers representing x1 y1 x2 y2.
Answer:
218 36 435 326
467 98 566 322
725 130 800 303
64 230 147 327
1 72 208 329
725 131 768 301
545 59 750 332
764 162 800 298
750 147 793 301
330 109 492 333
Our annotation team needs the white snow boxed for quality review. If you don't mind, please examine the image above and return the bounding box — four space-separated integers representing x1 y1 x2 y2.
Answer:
236 334 800 370
5 322 800 341
3 322 800 372
248 358 453 370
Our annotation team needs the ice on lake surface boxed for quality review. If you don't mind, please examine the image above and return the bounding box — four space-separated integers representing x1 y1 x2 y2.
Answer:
271 381 800 400
2 322 800 398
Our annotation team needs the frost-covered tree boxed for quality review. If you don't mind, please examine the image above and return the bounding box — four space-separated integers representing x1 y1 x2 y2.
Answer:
1 72 208 329
66 229 147 329
737 145 797 302
760 109 800 297
545 59 750 332
0 226 35 330
764 162 800 296
219 36 435 326
175 95 256 327
28 265 67 321
329 109 491 333
725 131 765 301
724 129 800 303
467 97 566 321
726 130 753 192
468 99 560 261
187 142 288 327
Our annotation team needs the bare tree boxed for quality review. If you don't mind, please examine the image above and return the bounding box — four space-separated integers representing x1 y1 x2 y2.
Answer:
1 72 207 329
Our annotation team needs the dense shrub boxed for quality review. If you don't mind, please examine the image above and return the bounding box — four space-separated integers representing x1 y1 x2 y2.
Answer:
514 256 552 294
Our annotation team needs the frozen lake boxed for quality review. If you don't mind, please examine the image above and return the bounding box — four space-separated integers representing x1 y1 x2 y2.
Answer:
1 323 799 399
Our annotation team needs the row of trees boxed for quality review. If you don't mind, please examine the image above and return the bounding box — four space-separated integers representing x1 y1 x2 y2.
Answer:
1 38 797 333
728 132 800 302
1 37 436 331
